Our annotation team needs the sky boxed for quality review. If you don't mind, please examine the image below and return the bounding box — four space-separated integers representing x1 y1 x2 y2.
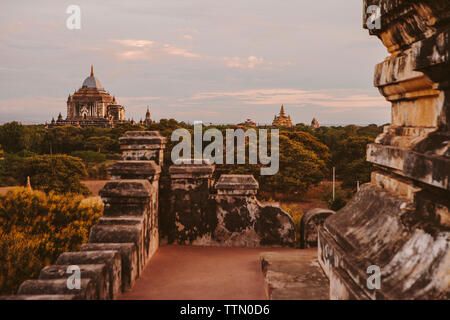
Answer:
0 0 391 125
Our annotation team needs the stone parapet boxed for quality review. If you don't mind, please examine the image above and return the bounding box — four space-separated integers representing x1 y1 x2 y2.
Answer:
168 162 215 244
119 131 166 164
2 131 164 300
109 160 161 182
318 0 450 300
215 174 259 196
167 166 295 247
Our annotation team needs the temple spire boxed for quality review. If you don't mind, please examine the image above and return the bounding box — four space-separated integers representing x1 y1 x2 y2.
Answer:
90 65 94 77
280 104 285 115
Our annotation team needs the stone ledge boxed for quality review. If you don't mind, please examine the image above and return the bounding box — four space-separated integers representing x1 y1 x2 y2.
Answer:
56 250 122 300
17 279 97 300
88 223 145 274
80 243 138 291
0 294 78 300
319 183 450 299
260 250 329 300
109 160 161 181
99 180 153 199
169 163 215 179
39 264 110 300
119 131 167 148
215 174 259 195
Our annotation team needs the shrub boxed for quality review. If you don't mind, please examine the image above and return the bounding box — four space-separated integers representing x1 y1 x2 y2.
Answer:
19 154 90 195
322 186 348 211
281 205 303 248
0 187 103 294
71 151 106 164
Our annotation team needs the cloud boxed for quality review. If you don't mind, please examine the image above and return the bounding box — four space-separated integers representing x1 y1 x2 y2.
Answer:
185 88 389 108
183 35 193 40
223 56 270 70
110 38 200 61
162 44 201 58
0 96 65 123
109 39 284 69
110 39 155 48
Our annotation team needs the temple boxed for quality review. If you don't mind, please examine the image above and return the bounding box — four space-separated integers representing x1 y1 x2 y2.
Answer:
140 106 153 126
272 105 293 127
311 118 320 129
50 65 127 128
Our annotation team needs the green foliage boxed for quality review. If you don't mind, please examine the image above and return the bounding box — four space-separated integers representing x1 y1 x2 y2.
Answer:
280 205 303 248
84 136 117 153
0 120 381 196
19 154 89 195
341 158 373 189
0 188 102 294
46 126 84 154
0 122 26 153
322 186 348 211
71 150 107 164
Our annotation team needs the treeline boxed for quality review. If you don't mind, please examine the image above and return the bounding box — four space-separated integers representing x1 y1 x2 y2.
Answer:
0 120 383 199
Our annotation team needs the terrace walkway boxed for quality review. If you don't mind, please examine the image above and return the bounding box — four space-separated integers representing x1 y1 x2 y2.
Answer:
119 245 299 300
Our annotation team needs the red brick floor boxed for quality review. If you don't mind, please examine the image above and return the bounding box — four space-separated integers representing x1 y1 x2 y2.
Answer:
119 245 298 300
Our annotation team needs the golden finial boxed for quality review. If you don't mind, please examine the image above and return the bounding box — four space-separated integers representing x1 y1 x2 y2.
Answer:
90 65 94 77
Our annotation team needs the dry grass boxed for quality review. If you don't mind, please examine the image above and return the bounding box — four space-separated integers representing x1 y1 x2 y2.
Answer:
0 180 108 197
81 180 108 196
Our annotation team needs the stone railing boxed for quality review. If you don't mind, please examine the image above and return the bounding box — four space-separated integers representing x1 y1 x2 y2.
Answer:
2 130 294 300
318 0 450 300
166 162 296 247
1 131 166 300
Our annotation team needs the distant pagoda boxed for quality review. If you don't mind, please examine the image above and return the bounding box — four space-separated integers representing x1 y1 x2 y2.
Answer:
272 105 293 127
238 119 257 127
311 117 320 129
50 65 127 128
140 106 153 126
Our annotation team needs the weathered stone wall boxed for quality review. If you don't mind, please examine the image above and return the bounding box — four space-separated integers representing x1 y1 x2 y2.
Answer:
318 1 450 300
168 161 216 244
1 131 166 300
168 165 295 247
300 208 335 249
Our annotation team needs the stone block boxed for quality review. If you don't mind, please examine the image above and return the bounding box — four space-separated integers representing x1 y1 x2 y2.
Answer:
39 264 110 300
0 294 78 300
80 243 138 291
260 250 329 300
119 131 167 164
56 251 122 300
88 222 147 274
215 174 259 195
300 208 335 249
17 279 96 300
109 160 161 181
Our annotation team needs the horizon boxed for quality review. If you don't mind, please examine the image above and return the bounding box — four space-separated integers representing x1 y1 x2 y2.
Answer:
0 0 391 125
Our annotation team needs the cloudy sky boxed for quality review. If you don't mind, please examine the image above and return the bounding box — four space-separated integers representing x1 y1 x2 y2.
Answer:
0 0 390 125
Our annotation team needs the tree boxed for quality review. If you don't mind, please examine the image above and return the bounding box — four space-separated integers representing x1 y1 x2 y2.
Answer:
226 132 329 199
46 126 84 154
0 122 25 153
19 154 89 194
84 136 116 153
0 187 102 294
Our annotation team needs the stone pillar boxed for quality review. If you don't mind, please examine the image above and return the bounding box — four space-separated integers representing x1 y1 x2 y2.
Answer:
108 130 166 255
318 1 450 300
168 161 215 244
119 131 166 164
210 175 295 247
